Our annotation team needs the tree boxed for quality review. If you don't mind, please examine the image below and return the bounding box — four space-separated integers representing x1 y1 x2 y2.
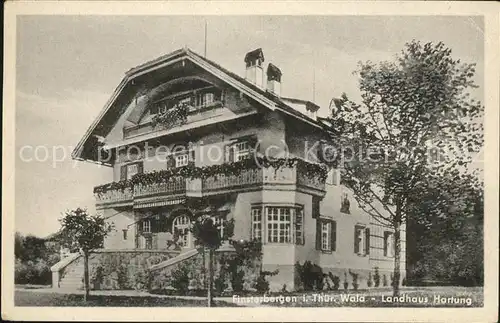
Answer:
190 212 234 307
324 41 483 296
58 208 114 301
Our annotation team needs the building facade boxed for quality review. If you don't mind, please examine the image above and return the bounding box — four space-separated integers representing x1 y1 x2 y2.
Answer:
72 47 406 291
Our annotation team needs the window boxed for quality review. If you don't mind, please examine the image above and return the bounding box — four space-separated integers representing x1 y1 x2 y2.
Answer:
317 219 336 252
178 96 192 106
251 208 262 241
340 193 350 214
211 216 225 239
175 154 189 167
384 231 395 257
234 141 250 161
122 229 128 240
321 222 331 251
142 220 151 233
266 207 291 243
120 162 143 181
172 215 191 248
354 225 370 255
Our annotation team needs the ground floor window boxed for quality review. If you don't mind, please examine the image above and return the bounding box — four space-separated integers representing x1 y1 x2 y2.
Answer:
384 231 395 257
354 224 370 255
251 206 304 244
316 219 336 252
173 215 191 248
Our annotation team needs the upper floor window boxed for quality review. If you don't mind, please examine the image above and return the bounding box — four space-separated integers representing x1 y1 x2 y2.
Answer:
120 161 144 181
175 154 189 167
234 141 250 161
384 231 395 257
354 224 370 256
326 168 338 186
340 193 351 214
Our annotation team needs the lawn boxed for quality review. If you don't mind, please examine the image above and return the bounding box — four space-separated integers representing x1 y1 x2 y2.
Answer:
14 291 238 307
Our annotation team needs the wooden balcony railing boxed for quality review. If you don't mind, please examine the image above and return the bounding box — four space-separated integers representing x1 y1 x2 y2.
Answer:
134 177 186 197
94 160 326 207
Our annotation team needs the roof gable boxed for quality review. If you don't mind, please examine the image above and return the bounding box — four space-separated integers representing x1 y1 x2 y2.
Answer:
72 48 325 163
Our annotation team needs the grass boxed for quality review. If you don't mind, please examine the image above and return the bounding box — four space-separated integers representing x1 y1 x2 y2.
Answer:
14 291 238 307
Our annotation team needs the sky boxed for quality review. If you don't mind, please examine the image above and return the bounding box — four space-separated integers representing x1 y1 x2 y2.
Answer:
15 15 484 237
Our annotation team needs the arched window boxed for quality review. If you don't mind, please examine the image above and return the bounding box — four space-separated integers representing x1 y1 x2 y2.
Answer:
172 215 191 248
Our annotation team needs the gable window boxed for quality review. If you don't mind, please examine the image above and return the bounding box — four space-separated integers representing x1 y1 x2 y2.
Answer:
251 208 262 241
175 154 189 167
234 141 250 161
354 224 370 256
384 231 395 257
122 229 128 240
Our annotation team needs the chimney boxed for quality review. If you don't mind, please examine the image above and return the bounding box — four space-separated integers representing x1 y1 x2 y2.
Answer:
266 63 282 96
244 48 264 88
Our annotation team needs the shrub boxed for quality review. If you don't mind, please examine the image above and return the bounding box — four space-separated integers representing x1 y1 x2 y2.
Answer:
230 269 245 292
15 259 52 285
117 264 130 289
349 270 359 290
90 264 104 289
254 270 278 293
382 274 388 287
328 272 340 291
296 261 324 291
367 272 373 287
373 267 380 287
402 276 407 286
170 264 189 294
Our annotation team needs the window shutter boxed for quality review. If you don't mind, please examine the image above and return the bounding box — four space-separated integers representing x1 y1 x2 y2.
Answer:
189 149 196 166
331 221 337 251
167 155 176 168
365 228 370 255
383 232 388 256
225 144 234 163
354 227 359 254
315 219 321 250
120 165 127 181
137 161 144 174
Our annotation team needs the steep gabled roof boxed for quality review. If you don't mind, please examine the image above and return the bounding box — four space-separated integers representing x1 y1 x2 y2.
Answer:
72 47 326 163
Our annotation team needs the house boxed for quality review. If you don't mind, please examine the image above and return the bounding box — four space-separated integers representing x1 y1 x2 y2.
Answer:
71 47 406 291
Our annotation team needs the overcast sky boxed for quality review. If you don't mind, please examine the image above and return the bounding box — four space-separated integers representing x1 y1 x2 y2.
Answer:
15 15 484 237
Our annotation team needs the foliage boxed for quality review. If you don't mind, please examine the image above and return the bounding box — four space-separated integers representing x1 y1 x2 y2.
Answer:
324 40 483 296
254 270 279 293
382 274 388 287
170 263 190 293
94 157 327 195
90 264 104 288
58 208 114 253
151 102 189 129
367 272 373 287
117 264 130 289
14 232 61 285
343 272 349 290
15 258 53 285
349 270 359 290
295 261 324 291
328 273 340 291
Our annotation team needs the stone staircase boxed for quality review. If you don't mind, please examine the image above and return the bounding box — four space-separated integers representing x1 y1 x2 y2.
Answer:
58 261 85 290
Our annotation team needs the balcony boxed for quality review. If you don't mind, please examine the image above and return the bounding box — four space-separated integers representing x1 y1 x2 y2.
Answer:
94 159 326 209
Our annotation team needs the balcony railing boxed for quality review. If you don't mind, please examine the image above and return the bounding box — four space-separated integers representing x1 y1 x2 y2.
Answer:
202 168 263 192
134 177 186 197
94 160 326 207
95 187 133 206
